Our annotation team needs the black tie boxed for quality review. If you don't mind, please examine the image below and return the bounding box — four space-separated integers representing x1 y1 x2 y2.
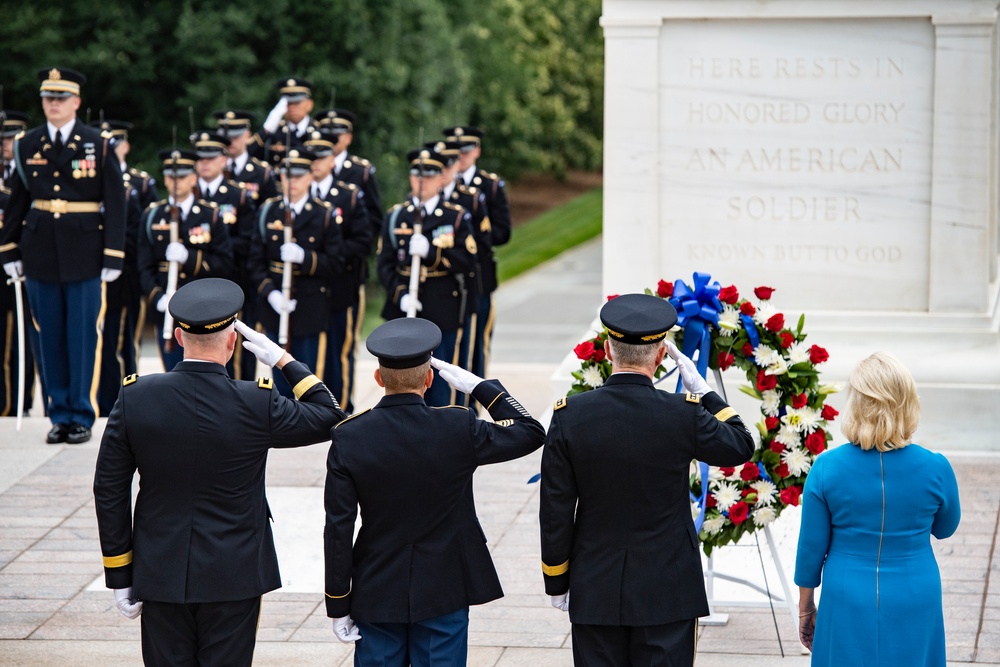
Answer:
53 131 63 153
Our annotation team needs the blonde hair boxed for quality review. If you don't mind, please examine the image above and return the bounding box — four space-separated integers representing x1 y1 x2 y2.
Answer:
840 352 920 452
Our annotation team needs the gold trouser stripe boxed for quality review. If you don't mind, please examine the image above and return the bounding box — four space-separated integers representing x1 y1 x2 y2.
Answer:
89 282 108 418
481 295 495 377
542 560 569 576
315 332 327 381
449 327 463 405
462 313 477 408
715 406 738 422
325 590 350 599
133 298 147 371
292 375 321 400
340 308 354 407
114 304 127 380
2 311 12 416
255 595 262 638
103 551 133 568
32 200 102 213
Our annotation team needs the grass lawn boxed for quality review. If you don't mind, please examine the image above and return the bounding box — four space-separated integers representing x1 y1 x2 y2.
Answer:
362 187 603 337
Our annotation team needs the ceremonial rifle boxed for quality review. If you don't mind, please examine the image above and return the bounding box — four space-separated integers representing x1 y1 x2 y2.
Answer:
405 129 425 318
1 86 26 429
162 129 181 352
278 122 293 348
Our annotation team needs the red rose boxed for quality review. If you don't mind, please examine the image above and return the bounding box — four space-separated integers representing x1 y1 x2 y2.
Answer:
769 440 785 454
717 351 735 371
593 344 606 362
719 285 739 304
780 485 803 506
741 487 755 498
779 331 795 348
805 430 826 455
765 416 779 431
606 294 620 301
754 286 775 300
728 501 750 524
765 313 784 333
809 345 829 364
741 342 754 357
740 463 760 481
656 280 673 298
740 302 756 316
756 369 777 391
719 466 735 478
774 463 790 478
574 341 596 361
705 494 717 508
821 404 839 421
791 393 808 409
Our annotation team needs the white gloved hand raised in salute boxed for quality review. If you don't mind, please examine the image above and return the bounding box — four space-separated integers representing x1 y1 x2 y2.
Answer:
665 341 712 396
430 357 484 395
235 319 286 368
263 96 289 133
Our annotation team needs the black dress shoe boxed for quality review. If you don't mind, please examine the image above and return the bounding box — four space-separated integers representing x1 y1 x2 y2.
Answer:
66 424 92 445
46 424 70 444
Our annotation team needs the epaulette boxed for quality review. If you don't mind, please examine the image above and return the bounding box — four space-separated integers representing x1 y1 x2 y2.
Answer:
14 130 26 141
202 199 219 208
350 155 371 167
480 170 499 181
257 377 273 390
388 202 404 213
442 201 465 212
317 199 334 209
100 130 114 140
554 396 568 411
685 392 701 404
334 408 372 428
336 179 359 192
1 184 11 196
150 198 169 208
123 373 139 386
456 183 477 195
263 195 282 206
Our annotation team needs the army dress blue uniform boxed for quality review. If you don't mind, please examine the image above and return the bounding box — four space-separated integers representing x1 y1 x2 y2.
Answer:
377 196 475 406
248 78 317 163
0 70 126 442
249 193 345 398
315 108 384 238
137 196 233 371
0 181 38 416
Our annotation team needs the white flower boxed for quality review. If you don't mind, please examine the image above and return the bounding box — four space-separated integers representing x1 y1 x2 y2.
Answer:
718 306 741 336
751 480 777 506
775 424 801 448
765 357 788 376
712 481 741 512
581 365 604 388
781 446 812 476
761 390 782 417
818 382 843 395
754 302 778 326
707 466 725 486
691 501 703 522
702 514 726 535
787 341 811 365
752 506 777 526
795 407 822 433
753 345 779 367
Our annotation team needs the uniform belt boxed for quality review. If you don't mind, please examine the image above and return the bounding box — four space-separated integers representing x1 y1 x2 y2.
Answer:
398 267 450 279
32 199 102 214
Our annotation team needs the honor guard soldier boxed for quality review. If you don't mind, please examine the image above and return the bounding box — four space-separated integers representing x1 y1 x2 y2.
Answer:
248 78 317 163
377 146 476 407
324 317 545 664
304 128 371 411
444 126 511 387
0 68 126 444
137 148 233 372
0 111 39 416
90 120 145 416
315 107 383 241
213 109 278 202
94 278 346 667
248 148 345 398
192 130 260 379
539 294 755 666
100 119 159 211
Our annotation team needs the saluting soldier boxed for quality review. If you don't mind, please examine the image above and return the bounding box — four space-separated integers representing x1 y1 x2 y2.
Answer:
248 148 345 398
377 145 475 407
0 68 126 444
137 148 233 372
314 107 383 240
94 278 346 667
303 129 371 412
539 294 755 666
213 109 278 203
324 318 545 665
248 78 317 163
444 126 511 388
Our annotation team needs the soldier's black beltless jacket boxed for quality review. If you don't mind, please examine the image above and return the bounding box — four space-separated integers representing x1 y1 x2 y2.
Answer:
465 168 510 295
444 183 491 303
377 198 475 331
230 155 278 203
320 181 370 310
249 196 344 336
94 360 346 602
137 199 234 309
325 379 544 622
334 154 382 243
0 119 126 283
196 179 257 274
540 375 755 626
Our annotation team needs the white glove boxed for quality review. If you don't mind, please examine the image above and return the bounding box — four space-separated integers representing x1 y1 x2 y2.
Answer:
165 242 189 264
263 97 289 133
665 341 712 395
267 290 297 315
3 260 23 279
331 615 361 643
235 319 285 367
550 592 570 612
430 357 483 395
101 268 122 283
408 232 430 259
114 587 143 619
280 242 306 264
400 293 422 314
156 294 170 313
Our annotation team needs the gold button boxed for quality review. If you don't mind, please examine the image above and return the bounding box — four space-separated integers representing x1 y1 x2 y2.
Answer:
309 236 315 243
53 171 60 177
53 213 61 220
53 185 61 192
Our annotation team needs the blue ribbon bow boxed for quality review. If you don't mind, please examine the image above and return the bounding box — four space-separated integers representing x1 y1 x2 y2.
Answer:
669 272 723 384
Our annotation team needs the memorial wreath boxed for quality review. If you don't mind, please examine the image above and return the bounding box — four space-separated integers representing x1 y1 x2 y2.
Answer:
569 273 839 556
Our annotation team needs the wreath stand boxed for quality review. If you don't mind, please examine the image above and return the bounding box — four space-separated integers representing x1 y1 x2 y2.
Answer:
695 368 803 656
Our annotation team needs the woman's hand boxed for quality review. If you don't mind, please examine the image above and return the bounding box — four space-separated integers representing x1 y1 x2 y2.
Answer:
798 607 816 650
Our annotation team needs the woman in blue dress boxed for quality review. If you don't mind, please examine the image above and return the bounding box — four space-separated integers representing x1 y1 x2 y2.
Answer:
794 352 961 666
